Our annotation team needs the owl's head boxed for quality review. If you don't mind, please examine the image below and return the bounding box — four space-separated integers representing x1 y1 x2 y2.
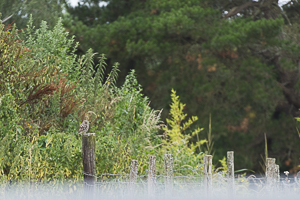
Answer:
82 120 89 125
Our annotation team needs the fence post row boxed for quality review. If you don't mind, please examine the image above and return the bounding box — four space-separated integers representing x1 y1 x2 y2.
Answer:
81 144 286 195
227 151 235 195
164 154 173 194
204 155 212 196
82 133 96 191
148 155 156 196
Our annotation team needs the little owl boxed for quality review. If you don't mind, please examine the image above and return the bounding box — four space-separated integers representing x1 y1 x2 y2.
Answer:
79 120 89 134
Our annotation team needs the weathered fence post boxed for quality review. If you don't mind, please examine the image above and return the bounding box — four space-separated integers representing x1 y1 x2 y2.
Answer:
275 164 280 182
227 151 235 196
129 159 138 194
266 158 276 190
148 155 156 197
82 133 96 192
275 164 280 190
204 155 212 196
164 154 173 194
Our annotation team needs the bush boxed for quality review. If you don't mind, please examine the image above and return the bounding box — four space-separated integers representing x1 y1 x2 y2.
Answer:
0 17 163 182
1 16 210 183
157 89 207 175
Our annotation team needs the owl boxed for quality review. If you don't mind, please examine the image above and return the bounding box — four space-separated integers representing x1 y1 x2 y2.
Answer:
79 120 89 134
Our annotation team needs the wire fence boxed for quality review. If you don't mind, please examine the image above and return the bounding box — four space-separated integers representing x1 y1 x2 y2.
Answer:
2 133 300 199
79 134 300 199
1 162 300 199
2 173 300 200
80 170 300 200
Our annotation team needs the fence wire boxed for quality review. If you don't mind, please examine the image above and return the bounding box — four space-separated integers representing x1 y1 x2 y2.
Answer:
2 168 300 199
80 167 300 199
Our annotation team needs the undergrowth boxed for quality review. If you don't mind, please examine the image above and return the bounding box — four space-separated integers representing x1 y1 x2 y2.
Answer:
0 16 217 184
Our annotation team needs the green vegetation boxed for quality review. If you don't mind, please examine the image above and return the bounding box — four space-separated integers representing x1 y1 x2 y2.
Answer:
64 0 300 172
160 89 206 172
0 15 207 183
0 0 66 29
1 0 300 180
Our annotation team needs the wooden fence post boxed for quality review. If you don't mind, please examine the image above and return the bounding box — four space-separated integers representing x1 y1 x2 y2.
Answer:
204 155 212 196
227 151 235 195
275 164 280 182
164 154 173 194
266 158 276 190
148 155 156 196
82 133 96 191
129 159 138 194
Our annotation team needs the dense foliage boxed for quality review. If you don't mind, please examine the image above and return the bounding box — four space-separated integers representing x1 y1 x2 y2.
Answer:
0 0 66 29
0 16 207 183
64 0 300 172
1 0 300 178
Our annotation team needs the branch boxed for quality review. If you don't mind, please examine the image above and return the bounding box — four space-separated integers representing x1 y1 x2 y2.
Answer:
274 57 300 109
224 1 260 18
2 14 14 23
281 86 300 109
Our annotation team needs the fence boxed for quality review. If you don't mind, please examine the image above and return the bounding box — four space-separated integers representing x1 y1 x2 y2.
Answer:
82 133 300 199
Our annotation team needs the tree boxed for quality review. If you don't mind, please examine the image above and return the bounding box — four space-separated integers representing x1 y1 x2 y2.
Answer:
0 0 66 29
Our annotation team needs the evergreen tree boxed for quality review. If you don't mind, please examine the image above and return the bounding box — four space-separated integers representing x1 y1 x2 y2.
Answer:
0 0 66 28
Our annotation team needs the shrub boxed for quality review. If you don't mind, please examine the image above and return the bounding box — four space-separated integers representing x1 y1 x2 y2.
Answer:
0 17 163 182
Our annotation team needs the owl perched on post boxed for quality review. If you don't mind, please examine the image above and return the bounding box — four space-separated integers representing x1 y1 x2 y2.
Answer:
79 120 89 134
